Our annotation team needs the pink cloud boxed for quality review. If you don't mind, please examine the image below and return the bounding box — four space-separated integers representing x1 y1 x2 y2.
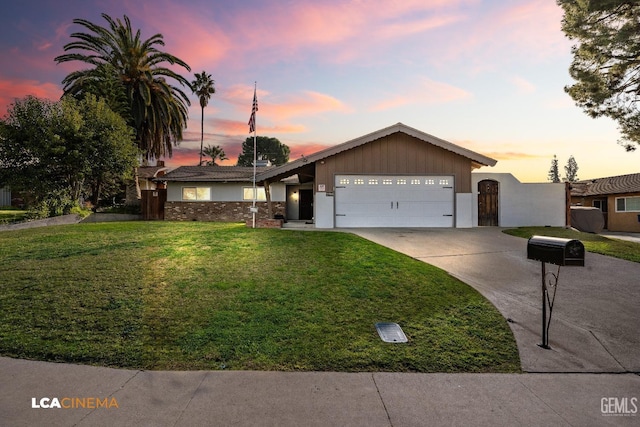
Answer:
0 78 63 116
266 91 351 121
120 1 232 71
371 77 471 111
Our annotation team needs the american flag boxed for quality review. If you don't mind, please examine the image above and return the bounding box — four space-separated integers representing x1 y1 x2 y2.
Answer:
248 86 258 133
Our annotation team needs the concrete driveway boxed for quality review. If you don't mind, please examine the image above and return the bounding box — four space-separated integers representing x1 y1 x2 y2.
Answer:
351 228 640 373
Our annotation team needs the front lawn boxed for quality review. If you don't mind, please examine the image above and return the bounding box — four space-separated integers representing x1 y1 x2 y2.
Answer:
0 222 519 372
503 227 640 263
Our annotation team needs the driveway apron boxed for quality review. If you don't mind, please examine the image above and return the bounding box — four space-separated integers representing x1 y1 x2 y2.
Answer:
351 228 640 373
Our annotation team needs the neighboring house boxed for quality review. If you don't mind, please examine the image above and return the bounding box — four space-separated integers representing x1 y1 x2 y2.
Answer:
159 123 569 228
570 173 640 232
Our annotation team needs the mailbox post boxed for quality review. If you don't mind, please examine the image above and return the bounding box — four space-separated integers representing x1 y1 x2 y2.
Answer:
527 236 585 349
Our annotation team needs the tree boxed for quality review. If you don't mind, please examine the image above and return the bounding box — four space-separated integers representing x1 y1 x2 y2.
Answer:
564 155 579 182
0 96 137 214
548 155 561 183
55 13 191 161
236 136 290 166
190 71 216 166
202 144 228 166
558 0 640 151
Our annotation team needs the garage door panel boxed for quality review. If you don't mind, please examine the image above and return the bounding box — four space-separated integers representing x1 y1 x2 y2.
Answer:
335 175 454 228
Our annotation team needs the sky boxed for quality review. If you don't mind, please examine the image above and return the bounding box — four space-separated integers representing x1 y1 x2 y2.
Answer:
0 0 638 182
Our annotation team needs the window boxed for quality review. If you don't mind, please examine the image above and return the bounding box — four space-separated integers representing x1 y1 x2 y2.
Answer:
243 187 267 201
616 196 640 212
368 179 378 185
411 179 421 185
354 179 364 185
182 187 210 201
396 179 407 185
382 179 393 185
339 178 350 185
425 179 435 185
439 179 450 185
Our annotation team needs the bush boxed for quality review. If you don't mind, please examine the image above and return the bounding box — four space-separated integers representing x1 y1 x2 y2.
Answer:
25 193 79 220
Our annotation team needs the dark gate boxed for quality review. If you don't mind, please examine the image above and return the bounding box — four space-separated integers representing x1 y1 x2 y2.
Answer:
141 189 167 220
478 180 499 226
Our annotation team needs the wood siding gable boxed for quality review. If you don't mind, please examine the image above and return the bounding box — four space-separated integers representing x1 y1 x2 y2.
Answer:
315 132 472 193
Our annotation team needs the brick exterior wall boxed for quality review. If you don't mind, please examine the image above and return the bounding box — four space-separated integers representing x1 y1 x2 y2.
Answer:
245 219 284 228
164 201 286 222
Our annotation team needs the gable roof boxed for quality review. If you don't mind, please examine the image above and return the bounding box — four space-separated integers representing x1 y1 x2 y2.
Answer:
161 166 272 182
257 122 496 182
137 165 172 179
571 173 640 197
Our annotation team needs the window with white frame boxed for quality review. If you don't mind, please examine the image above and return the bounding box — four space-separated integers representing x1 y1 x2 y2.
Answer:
182 187 211 201
616 196 640 212
243 187 267 201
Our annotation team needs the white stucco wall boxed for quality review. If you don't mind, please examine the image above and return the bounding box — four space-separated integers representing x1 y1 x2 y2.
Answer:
167 182 286 202
455 193 473 228
315 192 335 229
472 173 566 227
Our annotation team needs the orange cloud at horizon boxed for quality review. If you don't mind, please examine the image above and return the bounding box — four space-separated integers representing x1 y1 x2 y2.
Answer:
483 151 547 161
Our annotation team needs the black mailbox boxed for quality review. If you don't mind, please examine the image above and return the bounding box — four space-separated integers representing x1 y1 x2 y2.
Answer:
527 235 584 267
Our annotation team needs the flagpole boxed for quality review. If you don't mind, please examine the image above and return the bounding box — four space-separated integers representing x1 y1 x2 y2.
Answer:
252 82 257 229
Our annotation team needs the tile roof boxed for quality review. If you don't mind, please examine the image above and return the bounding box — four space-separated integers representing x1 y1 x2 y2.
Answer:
570 173 640 197
160 166 272 182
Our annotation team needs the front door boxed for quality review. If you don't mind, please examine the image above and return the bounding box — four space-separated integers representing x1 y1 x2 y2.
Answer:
478 180 499 226
299 189 313 220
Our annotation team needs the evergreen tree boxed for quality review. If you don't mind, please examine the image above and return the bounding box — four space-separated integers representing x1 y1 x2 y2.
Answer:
564 155 579 182
547 155 561 183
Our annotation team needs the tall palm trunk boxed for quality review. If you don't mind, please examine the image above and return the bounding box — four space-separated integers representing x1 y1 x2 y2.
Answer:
199 105 204 166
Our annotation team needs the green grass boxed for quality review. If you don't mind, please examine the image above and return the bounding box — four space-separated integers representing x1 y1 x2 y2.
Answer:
0 207 28 224
0 222 520 372
503 227 640 263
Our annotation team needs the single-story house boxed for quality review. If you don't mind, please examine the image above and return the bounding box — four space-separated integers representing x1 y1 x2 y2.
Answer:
570 173 640 232
160 123 568 228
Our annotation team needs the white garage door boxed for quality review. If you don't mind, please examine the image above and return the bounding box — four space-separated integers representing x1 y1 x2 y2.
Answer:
335 175 454 227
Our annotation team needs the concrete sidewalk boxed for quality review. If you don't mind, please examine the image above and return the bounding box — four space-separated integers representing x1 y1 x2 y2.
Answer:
1 357 638 426
352 228 640 373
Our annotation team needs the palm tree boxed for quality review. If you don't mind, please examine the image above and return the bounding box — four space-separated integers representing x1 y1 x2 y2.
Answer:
202 144 228 166
55 14 191 161
190 71 216 166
